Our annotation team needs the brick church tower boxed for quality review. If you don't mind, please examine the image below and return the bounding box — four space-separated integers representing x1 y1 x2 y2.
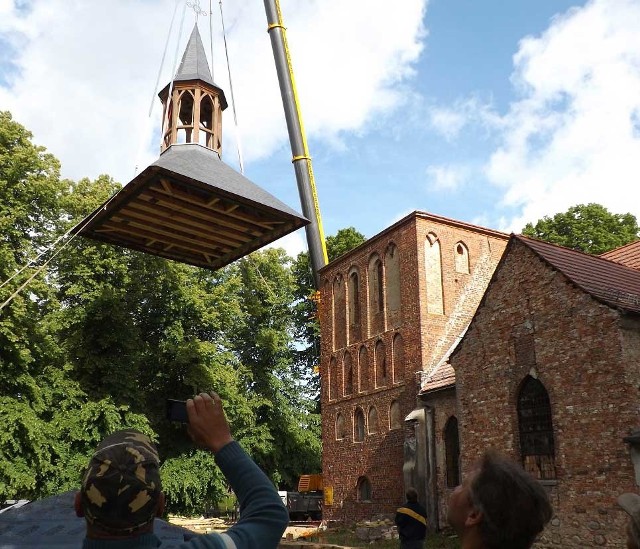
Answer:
318 211 508 523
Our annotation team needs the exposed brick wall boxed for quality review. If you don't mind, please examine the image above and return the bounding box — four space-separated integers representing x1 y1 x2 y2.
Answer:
421 388 458 529
319 213 508 523
450 239 638 547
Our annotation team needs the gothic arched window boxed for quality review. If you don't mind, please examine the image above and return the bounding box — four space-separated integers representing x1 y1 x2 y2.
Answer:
335 413 346 440
445 416 461 488
375 340 387 388
425 233 444 314
344 352 353 396
454 241 470 274
357 476 372 502
354 408 365 442
389 400 402 430
517 376 556 480
368 407 378 434
348 270 361 343
358 346 368 392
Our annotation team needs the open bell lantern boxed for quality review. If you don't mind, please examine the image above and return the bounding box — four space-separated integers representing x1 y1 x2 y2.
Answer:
76 24 308 270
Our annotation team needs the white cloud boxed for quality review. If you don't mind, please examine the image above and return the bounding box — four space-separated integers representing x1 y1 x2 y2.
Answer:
0 0 427 184
485 0 640 231
264 229 307 259
426 164 468 190
427 97 499 141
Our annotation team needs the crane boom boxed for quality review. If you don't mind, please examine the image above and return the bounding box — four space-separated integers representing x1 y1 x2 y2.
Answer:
263 0 328 288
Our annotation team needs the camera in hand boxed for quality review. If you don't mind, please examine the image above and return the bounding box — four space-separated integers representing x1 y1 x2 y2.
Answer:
166 399 188 423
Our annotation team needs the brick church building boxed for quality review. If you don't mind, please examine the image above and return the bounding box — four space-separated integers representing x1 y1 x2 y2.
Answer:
318 211 640 547
317 211 508 522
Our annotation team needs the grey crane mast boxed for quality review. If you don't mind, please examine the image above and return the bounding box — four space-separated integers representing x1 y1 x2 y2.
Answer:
263 0 329 289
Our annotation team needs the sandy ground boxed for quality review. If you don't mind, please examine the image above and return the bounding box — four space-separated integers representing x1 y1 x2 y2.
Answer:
168 516 321 540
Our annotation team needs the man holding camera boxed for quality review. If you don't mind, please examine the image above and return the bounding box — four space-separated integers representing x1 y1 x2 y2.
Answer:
75 392 289 548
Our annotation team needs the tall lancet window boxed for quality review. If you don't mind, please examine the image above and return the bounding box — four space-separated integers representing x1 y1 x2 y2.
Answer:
517 376 556 480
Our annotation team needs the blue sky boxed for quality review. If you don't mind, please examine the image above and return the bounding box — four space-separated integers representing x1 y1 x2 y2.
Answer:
1 0 639 258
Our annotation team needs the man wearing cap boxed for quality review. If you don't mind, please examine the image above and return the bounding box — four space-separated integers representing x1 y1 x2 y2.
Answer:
618 493 640 548
75 392 289 548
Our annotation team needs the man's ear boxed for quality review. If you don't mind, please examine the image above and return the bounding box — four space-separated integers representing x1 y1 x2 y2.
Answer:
465 507 483 528
74 492 84 518
155 492 166 518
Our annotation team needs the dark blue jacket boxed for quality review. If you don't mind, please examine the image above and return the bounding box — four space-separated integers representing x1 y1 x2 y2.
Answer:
395 500 427 541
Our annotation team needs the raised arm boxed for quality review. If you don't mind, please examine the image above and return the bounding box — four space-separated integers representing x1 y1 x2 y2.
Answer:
185 392 289 549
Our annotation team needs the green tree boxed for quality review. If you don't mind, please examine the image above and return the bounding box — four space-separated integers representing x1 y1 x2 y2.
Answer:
0 114 151 501
230 249 322 488
0 111 325 512
522 203 639 255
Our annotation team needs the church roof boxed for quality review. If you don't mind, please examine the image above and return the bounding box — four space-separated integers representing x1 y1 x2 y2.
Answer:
599 240 640 271
76 144 308 271
420 363 456 394
516 235 640 314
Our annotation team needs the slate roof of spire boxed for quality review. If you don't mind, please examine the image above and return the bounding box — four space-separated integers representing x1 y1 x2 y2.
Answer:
175 24 216 86
160 24 228 110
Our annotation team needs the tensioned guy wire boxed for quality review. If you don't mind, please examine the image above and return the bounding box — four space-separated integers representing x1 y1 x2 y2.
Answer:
0 191 121 312
160 0 188 147
219 0 245 174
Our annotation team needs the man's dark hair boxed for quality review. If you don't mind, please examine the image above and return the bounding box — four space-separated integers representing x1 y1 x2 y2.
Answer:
406 488 418 503
470 452 553 549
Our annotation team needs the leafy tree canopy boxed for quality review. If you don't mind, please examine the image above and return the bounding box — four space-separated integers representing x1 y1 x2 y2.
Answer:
521 203 639 255
0 111 326 512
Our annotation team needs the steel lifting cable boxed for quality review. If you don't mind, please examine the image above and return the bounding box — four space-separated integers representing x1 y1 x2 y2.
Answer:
160 0 188 146
149 0 181 118
219 0 245 174
209 0 215 81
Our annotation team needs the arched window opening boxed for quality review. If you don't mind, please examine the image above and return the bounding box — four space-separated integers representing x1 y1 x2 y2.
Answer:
425 233 444 314
344 352 353 396
333 275 346 350
329 357 338 401
389 400 401 430
348 270 361 343
375 340 387 387
368 407 378 434
199 94 215 147
445 416 461 488
335 413 346 440
367 254 384 336
376 260 384 311
323 278 333 347
357 476 372 502
385 244 401 325
454 242 470 274
517 376 556 480
354 408 365 442
177 90 195 143
392 333 403 383
358 346 368 392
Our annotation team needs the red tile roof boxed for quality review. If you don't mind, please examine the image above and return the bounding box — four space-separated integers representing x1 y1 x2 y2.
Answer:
420 363 456 394
600 240 640 271
516 235 640 314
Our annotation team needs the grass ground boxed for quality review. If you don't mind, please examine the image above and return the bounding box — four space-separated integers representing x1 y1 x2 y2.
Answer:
305 528 460 548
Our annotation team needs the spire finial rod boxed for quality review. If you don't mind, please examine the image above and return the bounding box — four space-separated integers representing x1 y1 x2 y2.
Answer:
187 0 206 19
